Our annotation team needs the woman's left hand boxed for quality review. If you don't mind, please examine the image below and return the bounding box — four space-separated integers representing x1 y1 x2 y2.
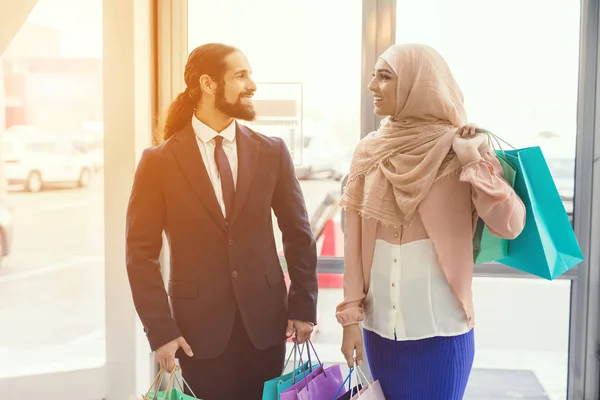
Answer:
456 123 479 138
453 123 486 165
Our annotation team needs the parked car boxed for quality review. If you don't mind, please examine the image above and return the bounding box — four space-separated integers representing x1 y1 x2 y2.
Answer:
4 134 95 192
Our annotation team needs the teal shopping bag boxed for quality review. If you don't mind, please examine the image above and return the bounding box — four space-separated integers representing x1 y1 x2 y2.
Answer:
473 151 517 263
495 146 583 279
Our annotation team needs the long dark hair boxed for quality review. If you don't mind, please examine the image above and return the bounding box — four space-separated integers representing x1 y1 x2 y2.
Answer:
155 43 239 144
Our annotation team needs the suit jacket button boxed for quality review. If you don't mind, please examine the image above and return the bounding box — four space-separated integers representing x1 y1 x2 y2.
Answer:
231 271 238 278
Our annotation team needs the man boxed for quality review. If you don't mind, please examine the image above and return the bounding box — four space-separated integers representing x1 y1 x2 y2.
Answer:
125 43 318 399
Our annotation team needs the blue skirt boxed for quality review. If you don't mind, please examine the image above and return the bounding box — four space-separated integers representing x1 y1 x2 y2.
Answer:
363 328 475 400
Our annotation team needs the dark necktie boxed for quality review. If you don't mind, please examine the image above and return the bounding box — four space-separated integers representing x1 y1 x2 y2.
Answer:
213 135 235 220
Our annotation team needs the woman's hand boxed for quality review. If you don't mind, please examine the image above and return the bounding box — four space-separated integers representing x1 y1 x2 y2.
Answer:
456 123 479 138
453 123 486 165
341 324 364 368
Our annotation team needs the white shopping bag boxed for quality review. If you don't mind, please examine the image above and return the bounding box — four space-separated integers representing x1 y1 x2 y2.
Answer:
350 366 386 399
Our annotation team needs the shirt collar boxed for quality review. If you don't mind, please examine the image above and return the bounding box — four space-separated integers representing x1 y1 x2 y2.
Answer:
191 115 236 144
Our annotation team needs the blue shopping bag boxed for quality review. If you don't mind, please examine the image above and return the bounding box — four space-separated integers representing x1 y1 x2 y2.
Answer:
496 146 584 279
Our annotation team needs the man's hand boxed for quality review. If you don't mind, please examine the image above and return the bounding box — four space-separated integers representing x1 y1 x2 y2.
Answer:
341 324 363 368
155 336 193 372
286 320 314 344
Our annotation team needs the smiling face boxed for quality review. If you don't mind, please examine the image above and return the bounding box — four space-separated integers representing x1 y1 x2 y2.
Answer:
368 58 398 117
214 51 257 121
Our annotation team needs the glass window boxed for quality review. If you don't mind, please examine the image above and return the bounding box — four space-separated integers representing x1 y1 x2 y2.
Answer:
187 0 362 259
395 0 580 397
0 0 104 380
470 277 570 399
396 0 580 215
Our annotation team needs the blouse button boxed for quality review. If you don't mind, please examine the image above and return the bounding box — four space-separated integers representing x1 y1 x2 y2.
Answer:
393 258 398 263
394 232 399 238
391 282 396 287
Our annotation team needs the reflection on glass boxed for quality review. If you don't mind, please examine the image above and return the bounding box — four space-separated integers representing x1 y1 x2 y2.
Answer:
0 0 104 378
187 0 362 259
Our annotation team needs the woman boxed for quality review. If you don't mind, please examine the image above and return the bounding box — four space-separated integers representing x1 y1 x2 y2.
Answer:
336 44 526 399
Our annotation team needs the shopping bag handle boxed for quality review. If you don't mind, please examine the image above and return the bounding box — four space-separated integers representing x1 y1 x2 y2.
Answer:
331 367 354 400
142 368 165 400
162 370 177 400
282 340 300 374
171 366 199 399
475 128 516 158
306 339 327 378
306 339 323 367
292 339 308 384
352 360 373 395
142 368 176 400
142 366 199 400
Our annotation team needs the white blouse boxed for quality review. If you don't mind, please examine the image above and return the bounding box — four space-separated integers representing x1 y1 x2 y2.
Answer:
361 238 470 341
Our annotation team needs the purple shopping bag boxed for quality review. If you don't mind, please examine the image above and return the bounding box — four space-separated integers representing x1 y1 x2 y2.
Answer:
279 365 325 400
297 364 345 400
280 340 339 400
280 340 325 400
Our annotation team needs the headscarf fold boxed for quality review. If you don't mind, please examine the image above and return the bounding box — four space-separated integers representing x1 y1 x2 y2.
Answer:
340 44 471 227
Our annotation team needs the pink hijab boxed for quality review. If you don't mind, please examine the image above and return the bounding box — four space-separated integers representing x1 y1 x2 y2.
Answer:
340 44 470 227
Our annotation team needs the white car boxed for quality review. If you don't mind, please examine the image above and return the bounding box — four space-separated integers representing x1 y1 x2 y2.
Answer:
4 136 94 192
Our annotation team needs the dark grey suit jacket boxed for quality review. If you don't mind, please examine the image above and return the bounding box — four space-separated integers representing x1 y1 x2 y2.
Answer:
125 122 318 359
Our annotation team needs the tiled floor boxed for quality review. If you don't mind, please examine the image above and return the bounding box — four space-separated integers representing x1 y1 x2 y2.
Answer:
465 369 550 399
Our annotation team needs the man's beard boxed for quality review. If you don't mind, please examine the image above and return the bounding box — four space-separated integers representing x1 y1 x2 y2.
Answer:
215 86 256 121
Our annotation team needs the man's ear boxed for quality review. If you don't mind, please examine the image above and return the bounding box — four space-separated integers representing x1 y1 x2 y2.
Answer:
199 74 217 95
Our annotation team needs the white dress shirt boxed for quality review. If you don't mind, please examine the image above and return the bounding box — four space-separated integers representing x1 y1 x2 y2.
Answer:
191 115 238 218
362 238 470 341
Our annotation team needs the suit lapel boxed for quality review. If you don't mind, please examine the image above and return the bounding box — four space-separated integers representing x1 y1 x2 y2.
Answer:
230 123 260 226
171 124 228 232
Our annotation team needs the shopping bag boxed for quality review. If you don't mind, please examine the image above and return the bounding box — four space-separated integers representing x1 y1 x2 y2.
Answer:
473 149 517 264
296 364 345 400
349 380 385 400
262 361 314 399
280 365 326 399
348 365 385 400
262 341 318 400
330 368 364 400
495 146 584 279
280 340 328 400
141 366 199 400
